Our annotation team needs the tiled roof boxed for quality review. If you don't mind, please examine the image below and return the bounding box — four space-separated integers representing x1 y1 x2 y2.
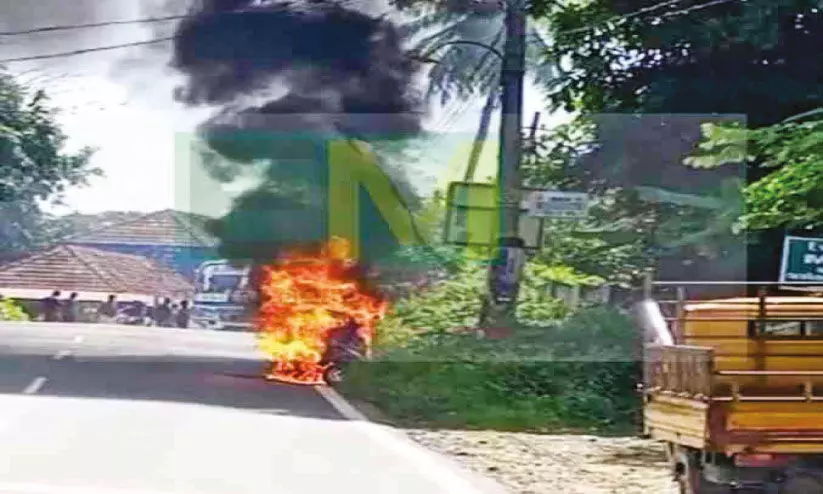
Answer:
64 209 218 247
0 245 194 298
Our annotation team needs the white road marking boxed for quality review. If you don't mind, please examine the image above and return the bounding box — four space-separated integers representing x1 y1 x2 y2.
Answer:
52 350 71 361
314 385 369 421
314 385 494 494
22 377 47 395
73 335 84 343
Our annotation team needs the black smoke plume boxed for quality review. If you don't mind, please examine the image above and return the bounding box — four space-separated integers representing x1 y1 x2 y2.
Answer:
171 0 423 264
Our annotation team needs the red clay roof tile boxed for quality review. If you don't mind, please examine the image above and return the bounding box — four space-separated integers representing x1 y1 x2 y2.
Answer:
65 209 218 247
0 245 194 298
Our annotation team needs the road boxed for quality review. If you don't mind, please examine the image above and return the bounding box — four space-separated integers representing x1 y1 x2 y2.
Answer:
0 322 505 494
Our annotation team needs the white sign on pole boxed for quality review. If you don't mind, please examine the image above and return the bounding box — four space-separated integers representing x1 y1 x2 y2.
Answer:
525 191 589 218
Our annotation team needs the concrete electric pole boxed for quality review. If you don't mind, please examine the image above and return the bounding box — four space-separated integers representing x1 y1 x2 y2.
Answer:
480 0 528 329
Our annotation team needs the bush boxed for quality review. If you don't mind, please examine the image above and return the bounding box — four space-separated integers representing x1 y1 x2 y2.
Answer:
374 258 598 346
0 298 31 321
342 306 641 433
374 265 485 349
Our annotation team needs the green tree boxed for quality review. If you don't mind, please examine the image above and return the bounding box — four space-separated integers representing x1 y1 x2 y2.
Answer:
523 114 747 284
687 119 823 231
0 71 98 255
528 0 823 283
544 0 823 126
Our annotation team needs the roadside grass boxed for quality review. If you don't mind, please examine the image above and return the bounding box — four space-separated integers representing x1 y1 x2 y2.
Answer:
339 306 642 434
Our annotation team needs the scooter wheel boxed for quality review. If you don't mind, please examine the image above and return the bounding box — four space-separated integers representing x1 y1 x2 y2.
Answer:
324 366 345 385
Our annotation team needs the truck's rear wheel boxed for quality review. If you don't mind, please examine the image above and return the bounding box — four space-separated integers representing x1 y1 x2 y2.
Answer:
782 472 823 493
673 447 727 494
679 466 728 494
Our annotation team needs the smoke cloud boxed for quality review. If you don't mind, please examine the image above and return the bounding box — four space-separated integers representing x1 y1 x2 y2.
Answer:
171 0 422 141
170 0 424 262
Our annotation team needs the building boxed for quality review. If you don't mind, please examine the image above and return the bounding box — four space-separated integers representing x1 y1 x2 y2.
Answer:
63 209 219 280
0 244 194 304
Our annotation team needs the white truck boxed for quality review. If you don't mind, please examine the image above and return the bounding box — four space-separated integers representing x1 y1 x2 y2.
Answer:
191 260 256 331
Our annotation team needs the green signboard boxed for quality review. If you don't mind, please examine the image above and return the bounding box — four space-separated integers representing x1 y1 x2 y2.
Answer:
779 236 823 283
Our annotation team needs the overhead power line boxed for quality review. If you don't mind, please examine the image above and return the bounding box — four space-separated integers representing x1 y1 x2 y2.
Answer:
559 0 739 36
559 0 684 35
0 0 740 65
657 0 740 20
0 0 738 38
0 0 372 37
0 15 186 36
0 37 173 64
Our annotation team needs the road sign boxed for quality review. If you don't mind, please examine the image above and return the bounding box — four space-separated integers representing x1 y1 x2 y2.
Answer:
444 207 543 249
443 182 544 250
524 191 589 219
779 236 823 284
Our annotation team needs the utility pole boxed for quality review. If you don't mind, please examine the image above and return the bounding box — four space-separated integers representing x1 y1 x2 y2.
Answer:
479 0 528 329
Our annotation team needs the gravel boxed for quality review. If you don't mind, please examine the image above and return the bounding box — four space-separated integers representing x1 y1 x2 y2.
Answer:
404 429 679 494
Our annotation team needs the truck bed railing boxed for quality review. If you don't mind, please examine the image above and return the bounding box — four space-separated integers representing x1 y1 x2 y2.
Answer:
714 370 823 402
644 345 823 403
644 344 714 399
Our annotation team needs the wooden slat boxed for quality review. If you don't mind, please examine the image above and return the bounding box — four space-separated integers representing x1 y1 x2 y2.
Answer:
718 370 823 376
686 338 823 356
712 356 823 371
645 344 713 397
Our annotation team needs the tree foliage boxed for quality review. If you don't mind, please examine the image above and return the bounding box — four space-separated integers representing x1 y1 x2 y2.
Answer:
0 71 98 254
687 119 823 231
522 115 747 283
544 0 823 127
402 5 556 105
524 1 823 282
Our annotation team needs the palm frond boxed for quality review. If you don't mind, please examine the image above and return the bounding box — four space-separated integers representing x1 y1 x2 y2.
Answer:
525 24 559 88
401 12 468 46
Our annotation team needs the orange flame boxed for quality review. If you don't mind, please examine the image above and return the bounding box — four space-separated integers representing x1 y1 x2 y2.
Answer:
257 238 387 385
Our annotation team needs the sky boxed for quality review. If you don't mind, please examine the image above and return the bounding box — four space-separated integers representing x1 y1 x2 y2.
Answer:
1 0 568 218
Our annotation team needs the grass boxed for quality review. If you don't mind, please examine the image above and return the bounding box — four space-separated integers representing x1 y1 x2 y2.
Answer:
338 306 643 434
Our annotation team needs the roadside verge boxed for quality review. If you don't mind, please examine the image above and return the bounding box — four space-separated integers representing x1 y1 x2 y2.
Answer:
313 385 511 494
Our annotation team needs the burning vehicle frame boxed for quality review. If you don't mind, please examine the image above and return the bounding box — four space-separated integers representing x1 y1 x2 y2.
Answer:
168 0 422 385
256 238 387 386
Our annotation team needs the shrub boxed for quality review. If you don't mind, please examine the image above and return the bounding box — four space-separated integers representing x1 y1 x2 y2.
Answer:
0 298 31 321
342 306 641 432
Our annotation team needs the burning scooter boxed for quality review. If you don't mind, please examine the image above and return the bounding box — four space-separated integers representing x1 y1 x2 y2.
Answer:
319 317 369 385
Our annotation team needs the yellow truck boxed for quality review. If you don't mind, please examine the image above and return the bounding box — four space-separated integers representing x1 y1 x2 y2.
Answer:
637 284 823 493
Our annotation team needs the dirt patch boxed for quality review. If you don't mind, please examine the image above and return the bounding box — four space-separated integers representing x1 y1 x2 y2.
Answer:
404 429 678 494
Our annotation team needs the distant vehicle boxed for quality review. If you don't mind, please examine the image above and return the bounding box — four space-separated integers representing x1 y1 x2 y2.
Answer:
191 260 256 331
115 301 148 326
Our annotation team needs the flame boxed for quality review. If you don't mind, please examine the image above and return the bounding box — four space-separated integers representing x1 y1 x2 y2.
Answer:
257 237 387 385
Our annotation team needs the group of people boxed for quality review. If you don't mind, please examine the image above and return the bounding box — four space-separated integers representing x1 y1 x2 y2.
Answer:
40 291 191 328
39 291 81 323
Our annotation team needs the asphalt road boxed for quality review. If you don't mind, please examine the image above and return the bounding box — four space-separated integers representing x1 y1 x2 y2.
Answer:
0 322 505 494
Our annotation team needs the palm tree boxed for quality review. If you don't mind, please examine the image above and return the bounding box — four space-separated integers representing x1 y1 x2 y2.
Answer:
402 4 558 182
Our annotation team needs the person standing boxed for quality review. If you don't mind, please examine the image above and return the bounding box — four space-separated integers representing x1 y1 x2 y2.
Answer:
153 298 173 327
97 294 117 323
176 300 191 329
61 292 80 322
40 290 61 322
